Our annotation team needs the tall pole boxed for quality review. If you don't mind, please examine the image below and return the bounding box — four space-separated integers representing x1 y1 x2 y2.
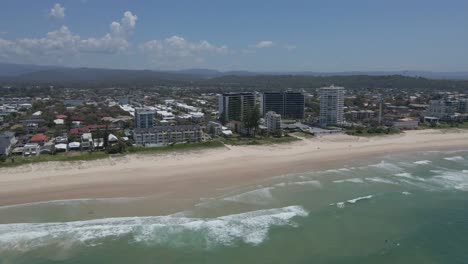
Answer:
378 95 383 125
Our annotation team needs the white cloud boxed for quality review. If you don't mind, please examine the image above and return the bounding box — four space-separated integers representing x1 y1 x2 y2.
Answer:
140 35 228 67
285 44 296 51
250 40 274 48
0 11 137 61
49 3 65 19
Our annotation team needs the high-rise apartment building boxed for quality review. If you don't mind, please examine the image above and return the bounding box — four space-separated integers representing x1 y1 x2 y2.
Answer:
319 86 345 126
262 92 305 119
218 92 256 122
134 108 155 129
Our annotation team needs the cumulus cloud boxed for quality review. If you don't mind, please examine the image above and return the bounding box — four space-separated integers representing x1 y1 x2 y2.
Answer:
140 35 228 67
250 40 274 48
0 10 228 68
0 11 137 61
49 3 65 19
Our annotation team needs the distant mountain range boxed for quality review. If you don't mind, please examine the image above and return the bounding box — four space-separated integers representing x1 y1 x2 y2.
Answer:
172 68 468 80
1 63 468 82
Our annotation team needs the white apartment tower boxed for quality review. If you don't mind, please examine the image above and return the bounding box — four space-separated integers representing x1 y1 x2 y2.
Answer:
134 108 155 129
319 86 345 127
265 111 282 133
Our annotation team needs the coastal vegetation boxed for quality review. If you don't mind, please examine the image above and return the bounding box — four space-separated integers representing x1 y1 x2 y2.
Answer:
345 126 401 137
218 134 300 145
0 141 225 168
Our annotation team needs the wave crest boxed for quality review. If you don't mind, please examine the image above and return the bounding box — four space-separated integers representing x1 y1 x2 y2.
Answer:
0 206 308 252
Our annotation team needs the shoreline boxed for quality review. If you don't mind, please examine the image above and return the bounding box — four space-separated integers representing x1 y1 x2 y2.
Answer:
1 129 468 210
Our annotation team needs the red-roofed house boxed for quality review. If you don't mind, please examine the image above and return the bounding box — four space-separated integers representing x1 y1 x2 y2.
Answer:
56 114 68 119
30 134 48 145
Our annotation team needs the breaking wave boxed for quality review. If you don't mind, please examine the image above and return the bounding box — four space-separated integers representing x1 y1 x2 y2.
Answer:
330 195 374 208
275 180 322 188
444 156 465 161
223 187 274 205
430 170 468 191
365 177 397 185
333 178 364 184
0 206 308 252
369 161 404 173
413 160 432 165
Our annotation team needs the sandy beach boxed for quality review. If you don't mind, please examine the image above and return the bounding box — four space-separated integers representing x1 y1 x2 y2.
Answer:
1 129 468 210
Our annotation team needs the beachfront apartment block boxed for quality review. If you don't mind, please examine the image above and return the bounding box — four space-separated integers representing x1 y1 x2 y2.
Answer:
218 92 255 122
265 111 282 134
261 92 305 119
393 118 419 130
134 108 156 128
345 110 375 121
319 86 345 127
133 125 203 146
425 99 458 120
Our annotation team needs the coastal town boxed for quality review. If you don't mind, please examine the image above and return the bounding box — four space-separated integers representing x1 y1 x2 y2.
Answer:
3 2 468 262
1 83 468 164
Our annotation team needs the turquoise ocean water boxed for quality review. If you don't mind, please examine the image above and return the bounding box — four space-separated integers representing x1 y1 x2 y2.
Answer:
1 150 468 263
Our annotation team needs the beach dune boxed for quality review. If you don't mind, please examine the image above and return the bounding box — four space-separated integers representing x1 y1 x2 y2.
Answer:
1 129 468 210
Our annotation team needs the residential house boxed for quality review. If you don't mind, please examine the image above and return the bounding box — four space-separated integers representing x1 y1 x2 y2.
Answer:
30 134 48 146
81 133 93 149
23 143 40 156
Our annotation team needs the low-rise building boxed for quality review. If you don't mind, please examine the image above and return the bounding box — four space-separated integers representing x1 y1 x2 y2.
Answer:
393 118 419 130
345 110 375 121
101 116 133 129
81 133 93 149
133 125 203 146
156 110 175 121
0 132 16 156
23 143 40 156
207 121 223 136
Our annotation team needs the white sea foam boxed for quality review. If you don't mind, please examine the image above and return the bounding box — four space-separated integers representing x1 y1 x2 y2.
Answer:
333 178 364 184
275 180 322 188
365 177 397 185
394 172 413 178
223 187 274 205
430 170 468 191
394 173 426 182
402 191 411 195
0 206 308 252
331 195 374 208
369 161 404 172
444 156 465 161
347 195 374 204
413 160 432 165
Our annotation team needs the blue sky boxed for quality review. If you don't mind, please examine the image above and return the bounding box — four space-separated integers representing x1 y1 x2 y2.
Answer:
0 0 467 71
